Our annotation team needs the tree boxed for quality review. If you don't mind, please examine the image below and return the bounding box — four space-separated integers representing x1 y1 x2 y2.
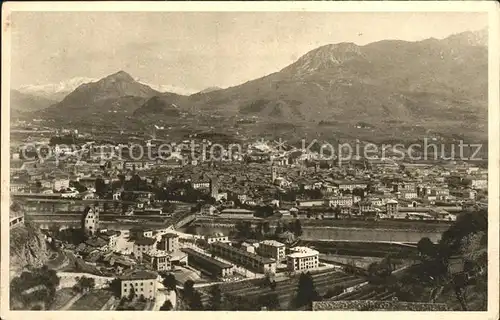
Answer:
274 222 283 235
367 261 392 284
160 300 173 310
162 273 177 291
353 187 365 198
128 285 136 301
262 221 271 234
235 221 253 239
108 278 122 297
292 272 319 309
208 285 223 310
183 280 195 299
417 237 436 258
95 177 107 197
258 293 280 310
73 276 96 293
293 219 303 237
189 290 204 310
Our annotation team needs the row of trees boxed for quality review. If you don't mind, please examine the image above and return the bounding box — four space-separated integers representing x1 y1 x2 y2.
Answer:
232 219 303 240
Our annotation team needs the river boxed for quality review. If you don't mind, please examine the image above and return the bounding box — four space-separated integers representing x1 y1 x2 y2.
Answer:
181 225 444 243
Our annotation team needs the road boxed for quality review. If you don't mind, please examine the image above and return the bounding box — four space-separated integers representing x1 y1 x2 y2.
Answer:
153 280 177 310
57 272 114 289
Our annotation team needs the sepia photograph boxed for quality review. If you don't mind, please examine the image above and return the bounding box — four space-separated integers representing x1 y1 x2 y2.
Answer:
1 1 498 316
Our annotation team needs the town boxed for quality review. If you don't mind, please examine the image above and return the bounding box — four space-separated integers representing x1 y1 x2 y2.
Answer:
9 122 488 311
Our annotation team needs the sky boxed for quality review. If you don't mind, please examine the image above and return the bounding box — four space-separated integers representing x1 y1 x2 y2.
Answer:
10 11 487 92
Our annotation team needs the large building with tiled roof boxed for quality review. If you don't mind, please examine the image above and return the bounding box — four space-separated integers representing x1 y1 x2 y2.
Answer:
210 241 276 273
118 270 158 299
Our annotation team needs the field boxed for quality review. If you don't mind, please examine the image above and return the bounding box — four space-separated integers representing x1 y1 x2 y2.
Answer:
298 240 419 259
200 269 367 309
330 284 397 302
69 289 113 310
48 288 79 310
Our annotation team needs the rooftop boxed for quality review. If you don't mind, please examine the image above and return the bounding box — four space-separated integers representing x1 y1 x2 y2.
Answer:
288 246 319 258
119 270 158 281
212 241 275 264
134 237 157 246
162 233 179 239
260 240 285 247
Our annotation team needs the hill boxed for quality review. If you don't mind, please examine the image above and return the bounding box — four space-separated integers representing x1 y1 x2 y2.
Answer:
133 93 185 118
10 90 56 115
38 71 161 118
178 29 488 141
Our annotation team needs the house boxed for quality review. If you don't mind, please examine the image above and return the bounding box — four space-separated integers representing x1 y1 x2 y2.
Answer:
332 180 368 191
204 233 229 244
85 237 109 251
296 199 328 207
471 177 487 189
286 246 319 272
210 241 276 274
200 204 218 216
119 270 158 300
143 250 172 271
99 230 120 251
158 233 179 252
328 196 353 207
181 248 233 279
257 240 286 263
82 206 99 236
133 237 157 260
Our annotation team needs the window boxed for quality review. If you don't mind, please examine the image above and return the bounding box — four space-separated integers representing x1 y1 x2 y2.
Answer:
124 289 127 292
150 282 153 285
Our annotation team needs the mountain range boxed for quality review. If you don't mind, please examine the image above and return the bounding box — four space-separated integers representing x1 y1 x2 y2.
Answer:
22 28 488 141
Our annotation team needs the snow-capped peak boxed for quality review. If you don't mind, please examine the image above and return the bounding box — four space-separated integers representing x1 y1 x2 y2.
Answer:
18 77 98 95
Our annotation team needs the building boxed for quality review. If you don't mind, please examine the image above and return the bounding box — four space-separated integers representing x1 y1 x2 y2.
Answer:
332 180 368 191
99 230 120 251
386 199 399 217
328 196 354 207
129 227 154 239
200 204 218 215
119 270 158 300
296 199 327 207
286 246 319 272
192 181 210 190
158 233 179 252
392 182 417 192
271 165 277 183
397 190 418 200
257 240 286 263
210 177 219 199
82 206 99 236
51 178 70 191
182 248 233 279
211 241 276 274
471 178 487 189
204 233 229 244
219 208 255 219
133 237 157 260
143 250 172 271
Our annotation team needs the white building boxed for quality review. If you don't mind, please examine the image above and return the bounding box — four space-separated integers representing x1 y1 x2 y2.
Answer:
257 240 286 262
286 246 319 272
